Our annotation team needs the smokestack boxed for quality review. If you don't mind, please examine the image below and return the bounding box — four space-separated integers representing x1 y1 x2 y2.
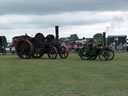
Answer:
55 26 59 40
103 32 106 46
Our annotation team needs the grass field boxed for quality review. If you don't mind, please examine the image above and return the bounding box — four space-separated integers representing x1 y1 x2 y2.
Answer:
0 53 128 96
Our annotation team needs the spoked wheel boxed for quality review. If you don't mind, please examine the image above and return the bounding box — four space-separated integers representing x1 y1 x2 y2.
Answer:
48 46 58 59
79 47 89 60
99 50 109 61
108 50 114 60
59 46 69 59
16 40 33 59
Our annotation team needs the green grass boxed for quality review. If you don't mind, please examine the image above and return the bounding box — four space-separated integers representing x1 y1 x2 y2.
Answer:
0 53 128 96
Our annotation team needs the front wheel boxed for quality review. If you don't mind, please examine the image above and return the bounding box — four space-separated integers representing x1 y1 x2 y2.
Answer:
48 46 58 59
99 50 109 61
108 50 114 60
59 46 69 59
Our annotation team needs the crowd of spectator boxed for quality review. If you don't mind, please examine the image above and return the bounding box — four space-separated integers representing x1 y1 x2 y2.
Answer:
109 41 128 52
61 38 87 53
0 45 16 55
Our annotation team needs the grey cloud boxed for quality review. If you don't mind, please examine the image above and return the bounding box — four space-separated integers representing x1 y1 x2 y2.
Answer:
0 0 127 15
0 19 104 30
0 12 111 30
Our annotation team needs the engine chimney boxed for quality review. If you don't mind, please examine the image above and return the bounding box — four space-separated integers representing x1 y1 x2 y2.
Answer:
103 32 106 46
55 26 59 40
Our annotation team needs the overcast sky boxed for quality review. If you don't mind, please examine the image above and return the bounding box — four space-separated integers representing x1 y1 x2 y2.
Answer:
0 0 128 41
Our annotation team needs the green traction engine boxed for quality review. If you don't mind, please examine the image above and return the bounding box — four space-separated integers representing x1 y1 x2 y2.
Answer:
79 32 114 61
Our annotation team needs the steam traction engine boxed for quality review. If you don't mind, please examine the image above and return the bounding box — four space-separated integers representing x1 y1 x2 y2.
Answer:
79 32 115 61
14 26 69 59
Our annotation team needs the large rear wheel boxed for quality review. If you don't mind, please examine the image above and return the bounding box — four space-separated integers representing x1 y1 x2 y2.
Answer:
16 40 33 59
79 47 89 60
99 50 109 61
